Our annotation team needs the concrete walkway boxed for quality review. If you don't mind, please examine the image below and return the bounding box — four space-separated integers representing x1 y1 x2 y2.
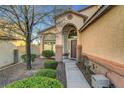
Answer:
64 59 90 88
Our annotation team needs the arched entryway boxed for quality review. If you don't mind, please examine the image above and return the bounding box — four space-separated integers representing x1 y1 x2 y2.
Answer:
62 24 77 59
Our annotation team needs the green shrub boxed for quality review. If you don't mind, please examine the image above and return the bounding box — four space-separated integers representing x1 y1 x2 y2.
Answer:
6 76 63 88
31 54 37 62
42 50 54 58
21 54 37 62
21 54 26 62
35 69 56 78
44 60 58 69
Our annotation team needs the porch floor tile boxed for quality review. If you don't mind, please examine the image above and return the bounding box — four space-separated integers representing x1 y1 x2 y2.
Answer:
64 59 90 88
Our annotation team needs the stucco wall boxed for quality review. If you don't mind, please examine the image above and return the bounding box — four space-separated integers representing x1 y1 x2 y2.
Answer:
0 41 16 67
81 6 124 64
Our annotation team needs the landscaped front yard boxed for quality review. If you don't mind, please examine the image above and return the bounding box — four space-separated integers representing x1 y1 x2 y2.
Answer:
6 60 63 88
0 58 44 87
0 50 65 88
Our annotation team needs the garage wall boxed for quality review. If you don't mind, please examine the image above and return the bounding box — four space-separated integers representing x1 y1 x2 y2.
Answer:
0 41 16 67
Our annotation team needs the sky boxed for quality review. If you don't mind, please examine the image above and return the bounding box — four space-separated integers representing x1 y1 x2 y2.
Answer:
39 5 89 30
71 5 88 11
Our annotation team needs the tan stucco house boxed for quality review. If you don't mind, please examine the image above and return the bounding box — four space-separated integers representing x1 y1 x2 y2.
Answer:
40 5 124 87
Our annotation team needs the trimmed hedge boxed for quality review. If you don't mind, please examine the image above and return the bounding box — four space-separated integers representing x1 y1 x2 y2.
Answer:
6 76 63 88
35 69 56 78
21 54 37 62
42 50 54 58
44 60 58 69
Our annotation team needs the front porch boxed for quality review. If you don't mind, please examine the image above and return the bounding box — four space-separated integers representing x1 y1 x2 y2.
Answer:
40 24 82 62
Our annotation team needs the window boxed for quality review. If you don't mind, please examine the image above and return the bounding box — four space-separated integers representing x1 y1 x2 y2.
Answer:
68 30 77 38
44 33 56 51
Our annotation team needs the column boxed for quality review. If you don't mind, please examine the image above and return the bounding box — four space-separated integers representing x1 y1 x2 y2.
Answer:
63 34 68 53
55 32 63 62
77 31 82 62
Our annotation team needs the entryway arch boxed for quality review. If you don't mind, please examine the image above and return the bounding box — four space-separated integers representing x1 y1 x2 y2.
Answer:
62 23 77 59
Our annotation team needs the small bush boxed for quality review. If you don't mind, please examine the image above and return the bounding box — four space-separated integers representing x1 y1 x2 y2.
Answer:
21 54 37 62
21 54 26 62
42 50 54 58
35 69 56 78
44 60 58 69
6 76 63 88
31 54 37 62
63 53 69 56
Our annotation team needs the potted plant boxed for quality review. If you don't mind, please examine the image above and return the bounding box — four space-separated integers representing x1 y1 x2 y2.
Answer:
63 53 69 59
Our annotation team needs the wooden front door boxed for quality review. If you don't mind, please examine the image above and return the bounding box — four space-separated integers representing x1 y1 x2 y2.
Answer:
71 40 77 58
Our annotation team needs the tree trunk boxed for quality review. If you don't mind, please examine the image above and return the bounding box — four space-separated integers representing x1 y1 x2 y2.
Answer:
26 32 32 70
51 43 53 50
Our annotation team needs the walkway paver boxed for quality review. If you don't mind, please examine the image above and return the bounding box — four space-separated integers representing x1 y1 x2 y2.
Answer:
64 59 90 88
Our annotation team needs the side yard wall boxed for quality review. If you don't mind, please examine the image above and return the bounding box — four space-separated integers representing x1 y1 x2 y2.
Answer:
17 45 40 62
80 6 124 87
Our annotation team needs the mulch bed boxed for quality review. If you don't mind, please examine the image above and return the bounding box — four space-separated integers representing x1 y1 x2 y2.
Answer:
76 62 92 86
56 62 67 88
